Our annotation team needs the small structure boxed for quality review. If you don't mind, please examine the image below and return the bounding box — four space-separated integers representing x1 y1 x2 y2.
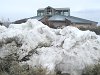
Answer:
14 6 98 28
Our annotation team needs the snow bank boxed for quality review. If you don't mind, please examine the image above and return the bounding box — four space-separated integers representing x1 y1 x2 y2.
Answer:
0 25 7 33
0 19 100 75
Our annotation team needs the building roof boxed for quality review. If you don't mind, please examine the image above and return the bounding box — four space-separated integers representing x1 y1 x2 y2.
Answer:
48 15 66 21
14 18 29 24
48 15 98 24
55 8 70 10
14 16 44 24
66 16 98 24
30 16 44 20
14 15 98 25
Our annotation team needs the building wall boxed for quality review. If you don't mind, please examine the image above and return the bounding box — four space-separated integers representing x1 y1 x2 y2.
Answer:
48 21 67 28
39 16 50 25
71 23 97 28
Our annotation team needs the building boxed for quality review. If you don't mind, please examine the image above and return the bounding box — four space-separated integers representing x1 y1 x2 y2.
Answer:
14 6 98 28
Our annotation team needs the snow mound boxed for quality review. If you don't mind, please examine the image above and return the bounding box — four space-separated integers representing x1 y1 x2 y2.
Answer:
0 19 100 75
0 25 7 33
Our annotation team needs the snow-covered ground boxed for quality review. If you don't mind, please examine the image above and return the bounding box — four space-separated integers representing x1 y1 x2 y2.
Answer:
0 19 100 75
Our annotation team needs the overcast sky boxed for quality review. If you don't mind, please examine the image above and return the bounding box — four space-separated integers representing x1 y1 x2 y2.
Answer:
0 0 100 24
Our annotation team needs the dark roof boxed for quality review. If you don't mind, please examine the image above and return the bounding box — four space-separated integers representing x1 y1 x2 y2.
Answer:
30 16 44 20
66 16 98 24
55 8 70 10
14 16 44 24
14 18 29 24
48 15 66 21
48 15 98 24
14 15 98 25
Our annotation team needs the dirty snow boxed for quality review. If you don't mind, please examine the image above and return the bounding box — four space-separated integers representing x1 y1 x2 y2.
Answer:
0 19 100 75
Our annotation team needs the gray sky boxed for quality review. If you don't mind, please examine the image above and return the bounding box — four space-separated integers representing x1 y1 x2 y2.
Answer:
0 0 100 24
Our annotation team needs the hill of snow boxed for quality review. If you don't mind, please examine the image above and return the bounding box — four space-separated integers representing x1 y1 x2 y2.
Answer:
0 19 100 75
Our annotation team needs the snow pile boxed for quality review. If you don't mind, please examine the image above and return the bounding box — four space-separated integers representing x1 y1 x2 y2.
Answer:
0 19 100 75
0 25 7 33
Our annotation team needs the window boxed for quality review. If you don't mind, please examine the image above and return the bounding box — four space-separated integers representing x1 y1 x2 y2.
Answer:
55 11 62 15
37 12 41 16
61 11 63 15
46 8 52 15
41 12 44 16
37 11 44 16
64 12 68 16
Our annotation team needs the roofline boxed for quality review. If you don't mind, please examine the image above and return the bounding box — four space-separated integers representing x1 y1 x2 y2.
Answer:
31 16 45 21
37 6 70 11
38 8 70 11
55 8 70 10
69 16 98 24
48 15 98 24
48 19 65 21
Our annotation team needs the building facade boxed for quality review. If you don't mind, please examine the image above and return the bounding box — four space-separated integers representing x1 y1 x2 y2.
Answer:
37 6 70 16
